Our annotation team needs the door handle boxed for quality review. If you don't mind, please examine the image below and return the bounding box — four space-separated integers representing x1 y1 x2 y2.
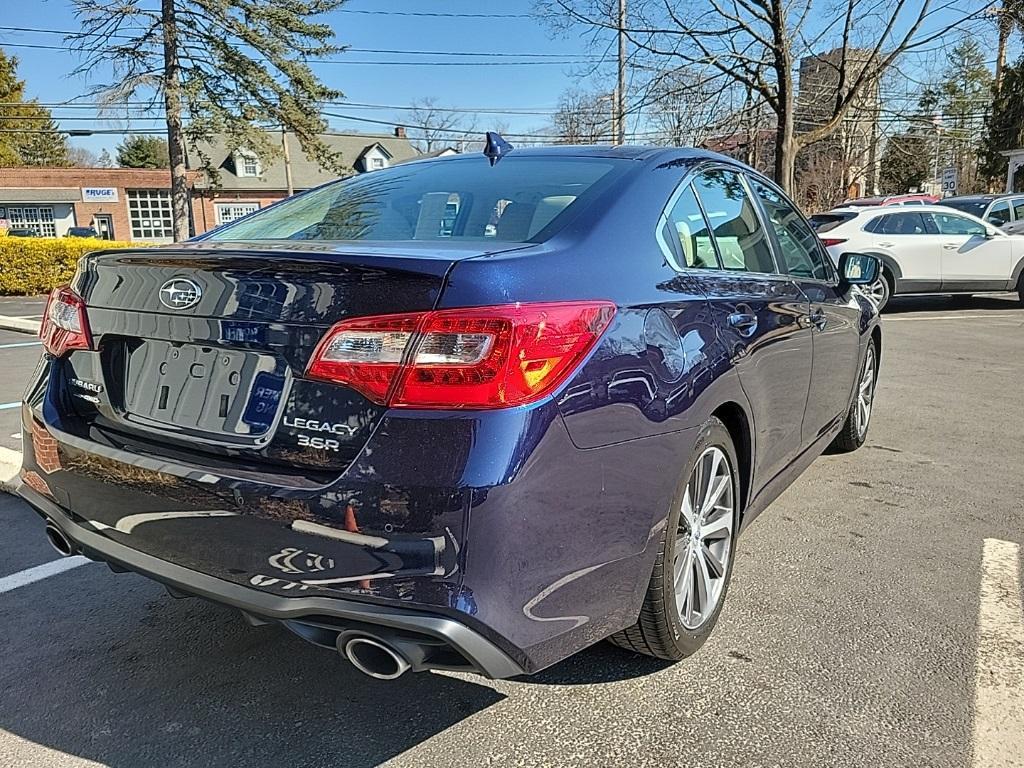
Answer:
809 308 827 331
878 241 895 247
727 311 758 338
942 243 958 250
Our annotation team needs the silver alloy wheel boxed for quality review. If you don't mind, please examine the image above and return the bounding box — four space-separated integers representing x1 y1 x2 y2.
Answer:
863 277 887 308
674 446 735 630
855 345 876 439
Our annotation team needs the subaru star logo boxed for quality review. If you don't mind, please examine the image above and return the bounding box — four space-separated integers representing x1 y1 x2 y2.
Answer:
159 278 202 310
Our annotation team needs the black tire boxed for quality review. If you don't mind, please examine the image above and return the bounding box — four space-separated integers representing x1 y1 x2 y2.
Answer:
830 341 878 453
609 416 740 660
1016 272 1024 306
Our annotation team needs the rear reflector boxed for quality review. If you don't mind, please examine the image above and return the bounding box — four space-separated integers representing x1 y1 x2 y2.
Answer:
39 286 92 357
819 238 848 248
308 301 616 409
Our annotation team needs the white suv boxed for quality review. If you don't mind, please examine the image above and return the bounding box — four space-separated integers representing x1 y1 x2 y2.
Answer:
810 205 1024 309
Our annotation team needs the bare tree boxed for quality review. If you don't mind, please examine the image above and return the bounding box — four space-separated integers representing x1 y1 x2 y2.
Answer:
67 146 99 167
540 0 994 193
642 67 746 148
550 88 613 143
406 98 476 152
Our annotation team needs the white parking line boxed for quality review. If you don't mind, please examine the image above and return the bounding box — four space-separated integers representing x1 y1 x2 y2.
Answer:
0 556 91 595
0 341 41 349
887 314 1023 322
0 402 22 410
973 538 1024 767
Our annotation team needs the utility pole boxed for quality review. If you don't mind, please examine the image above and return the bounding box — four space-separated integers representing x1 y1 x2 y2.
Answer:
281 128 294 197
616 0 626 145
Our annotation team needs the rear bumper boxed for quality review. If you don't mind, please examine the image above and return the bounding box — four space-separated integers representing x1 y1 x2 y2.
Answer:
16 483 525 679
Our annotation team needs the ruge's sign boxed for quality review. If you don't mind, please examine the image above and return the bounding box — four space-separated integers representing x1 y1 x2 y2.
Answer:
81 187 118 203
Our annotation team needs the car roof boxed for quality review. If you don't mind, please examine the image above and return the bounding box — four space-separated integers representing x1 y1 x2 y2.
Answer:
941 193 1019 202
401 144 742 166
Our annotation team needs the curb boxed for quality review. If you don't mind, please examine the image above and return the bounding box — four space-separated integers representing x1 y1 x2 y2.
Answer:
0 315 40 335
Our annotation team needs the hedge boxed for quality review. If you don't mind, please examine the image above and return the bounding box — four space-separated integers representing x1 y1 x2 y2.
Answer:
0 237 143 295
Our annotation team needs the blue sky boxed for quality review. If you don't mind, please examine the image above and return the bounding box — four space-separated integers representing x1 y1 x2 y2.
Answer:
0 0 1014 158
0 0 608 156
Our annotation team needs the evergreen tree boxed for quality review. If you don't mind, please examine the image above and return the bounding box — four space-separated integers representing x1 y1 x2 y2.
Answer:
879 134 931 193
0 49 70 167
69 0 348 240
116 135 170 168
918 36 992 193
980 57 1024 189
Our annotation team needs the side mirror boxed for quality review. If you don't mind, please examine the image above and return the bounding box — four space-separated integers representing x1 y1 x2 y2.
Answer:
837 252 880 288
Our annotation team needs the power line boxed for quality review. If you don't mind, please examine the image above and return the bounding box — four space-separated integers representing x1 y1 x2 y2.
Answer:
0 40 588 65
0 25 595 60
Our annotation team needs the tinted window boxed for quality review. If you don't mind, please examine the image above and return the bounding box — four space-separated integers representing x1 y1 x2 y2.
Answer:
987 200 1011 226
938 199 988 218
930 212 987 236
662 184 720 269
873 212 928 235
1014 199 1024 221
809 212 857 232
691 169 776 273
207 157 627 243
751 180 831 280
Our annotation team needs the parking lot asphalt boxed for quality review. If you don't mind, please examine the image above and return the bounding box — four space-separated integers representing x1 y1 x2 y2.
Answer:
0 294 1021 768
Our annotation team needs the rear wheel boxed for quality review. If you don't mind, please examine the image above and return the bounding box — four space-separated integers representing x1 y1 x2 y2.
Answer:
830 342 877 453
864 271 892 310
1016 272 1024 306
610 417 739 660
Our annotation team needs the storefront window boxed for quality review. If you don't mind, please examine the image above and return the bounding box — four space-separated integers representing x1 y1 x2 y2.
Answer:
127 190 174 241
7 207 56 237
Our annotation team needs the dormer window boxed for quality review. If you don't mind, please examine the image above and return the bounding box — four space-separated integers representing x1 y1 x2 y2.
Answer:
371 157 385 170
235 151 262 177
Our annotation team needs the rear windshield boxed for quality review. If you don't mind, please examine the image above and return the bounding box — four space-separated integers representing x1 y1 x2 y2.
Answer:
809 212 857 232
205 156 628 243
938 199 988 218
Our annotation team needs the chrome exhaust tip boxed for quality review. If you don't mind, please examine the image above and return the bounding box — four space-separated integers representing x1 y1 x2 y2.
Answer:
343 636 411 680
44 522 74 557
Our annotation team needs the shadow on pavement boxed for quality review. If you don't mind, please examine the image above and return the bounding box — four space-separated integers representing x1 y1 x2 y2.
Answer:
0 567 505 768
883 293 1019 314
515 641 674 685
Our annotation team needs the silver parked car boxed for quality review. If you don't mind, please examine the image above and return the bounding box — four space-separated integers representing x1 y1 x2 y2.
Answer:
938 194 1024 236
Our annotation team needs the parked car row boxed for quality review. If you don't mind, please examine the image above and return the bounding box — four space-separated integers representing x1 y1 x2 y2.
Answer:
811 205 1024 309
3 227 99 238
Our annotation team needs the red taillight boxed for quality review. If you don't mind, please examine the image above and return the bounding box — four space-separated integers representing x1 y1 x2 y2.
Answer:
820 238 848 248
39 286 92 357
307 301 616 409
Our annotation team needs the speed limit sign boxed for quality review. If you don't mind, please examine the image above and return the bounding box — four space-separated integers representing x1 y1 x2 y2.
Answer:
941 167 957 194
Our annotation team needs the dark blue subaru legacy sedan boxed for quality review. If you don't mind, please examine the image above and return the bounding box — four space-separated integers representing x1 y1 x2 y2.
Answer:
19 146 881 680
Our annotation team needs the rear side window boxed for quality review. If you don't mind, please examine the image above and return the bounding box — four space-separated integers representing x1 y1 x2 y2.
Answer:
930 212 987 236
938 199 988 218
750 180 831 281
987 200 1011 227
870 212 928 235
809 212 856 232
1013 199 1024 221
206 156 627 243
691 169 776 273
662 185 720 269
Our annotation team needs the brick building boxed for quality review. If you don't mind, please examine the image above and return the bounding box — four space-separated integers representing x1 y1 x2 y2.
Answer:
0 129 422 242
0 167 192 242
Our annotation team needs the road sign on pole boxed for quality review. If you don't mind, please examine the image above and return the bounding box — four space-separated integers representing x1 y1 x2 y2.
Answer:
941 167 957 195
